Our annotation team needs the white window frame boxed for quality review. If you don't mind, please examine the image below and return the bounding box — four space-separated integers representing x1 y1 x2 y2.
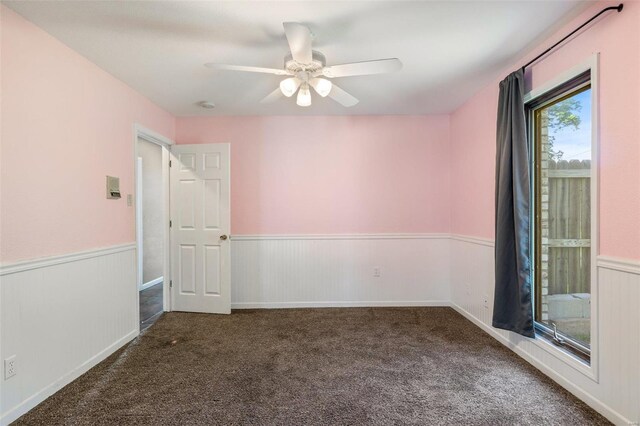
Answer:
523 54 600 382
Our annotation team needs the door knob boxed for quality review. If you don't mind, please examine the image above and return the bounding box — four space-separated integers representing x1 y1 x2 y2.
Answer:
220 235 228 241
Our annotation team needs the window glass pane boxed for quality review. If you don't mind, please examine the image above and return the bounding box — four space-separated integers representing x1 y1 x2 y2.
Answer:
536 87 592 348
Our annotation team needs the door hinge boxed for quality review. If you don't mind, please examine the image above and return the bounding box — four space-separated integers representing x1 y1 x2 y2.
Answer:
169 280 173 288
169 160 172 167
169 220 172 228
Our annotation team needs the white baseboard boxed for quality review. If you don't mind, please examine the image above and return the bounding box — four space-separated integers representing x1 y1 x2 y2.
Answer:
1 329 138 426
231 300 451 309
449 303 631 426
140 276 163 291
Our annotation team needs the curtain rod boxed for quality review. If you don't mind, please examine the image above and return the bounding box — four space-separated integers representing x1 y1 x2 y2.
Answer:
522 3 623 73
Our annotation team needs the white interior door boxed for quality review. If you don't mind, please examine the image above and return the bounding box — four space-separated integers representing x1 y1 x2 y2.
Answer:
170 143 230 314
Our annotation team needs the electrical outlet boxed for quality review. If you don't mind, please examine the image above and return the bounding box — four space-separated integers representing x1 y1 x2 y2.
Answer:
373 267 381 278
4 356 16 380
483 294 489 310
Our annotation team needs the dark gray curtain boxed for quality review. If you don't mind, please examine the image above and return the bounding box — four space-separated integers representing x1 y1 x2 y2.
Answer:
493 69 534 338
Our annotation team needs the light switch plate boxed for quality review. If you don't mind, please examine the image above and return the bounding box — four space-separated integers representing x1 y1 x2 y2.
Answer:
127 194 133 206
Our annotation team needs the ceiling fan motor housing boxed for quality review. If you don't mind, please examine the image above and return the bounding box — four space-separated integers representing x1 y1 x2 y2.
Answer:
284 50 326 75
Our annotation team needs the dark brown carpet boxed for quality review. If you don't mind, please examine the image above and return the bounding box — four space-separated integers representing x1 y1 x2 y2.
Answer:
16 308 609 425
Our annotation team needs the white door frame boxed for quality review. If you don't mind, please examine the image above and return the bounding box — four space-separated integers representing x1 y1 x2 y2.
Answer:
136 157 144 290
133 124 174 332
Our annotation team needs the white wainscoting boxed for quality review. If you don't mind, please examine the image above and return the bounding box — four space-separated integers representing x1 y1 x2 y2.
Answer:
230 234 450 309
449 235 640 426
0 244 138 425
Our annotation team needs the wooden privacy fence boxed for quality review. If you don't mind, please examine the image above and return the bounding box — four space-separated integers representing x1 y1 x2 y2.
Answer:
545 159 591 295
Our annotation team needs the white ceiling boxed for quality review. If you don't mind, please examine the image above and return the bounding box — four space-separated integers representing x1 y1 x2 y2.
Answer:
4 1 593 116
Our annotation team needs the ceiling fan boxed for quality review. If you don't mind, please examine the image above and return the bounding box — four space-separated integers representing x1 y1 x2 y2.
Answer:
205 22 402 108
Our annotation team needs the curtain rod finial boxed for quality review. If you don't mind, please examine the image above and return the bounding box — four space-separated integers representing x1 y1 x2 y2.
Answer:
617 3 623 12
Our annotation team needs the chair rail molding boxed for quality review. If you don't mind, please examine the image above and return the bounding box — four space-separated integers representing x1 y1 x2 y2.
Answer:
0 243 136 275
231 233 450 241
596 255 640 275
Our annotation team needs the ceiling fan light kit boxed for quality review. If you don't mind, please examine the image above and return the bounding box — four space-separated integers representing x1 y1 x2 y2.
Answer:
280 77 301 97
310 78 332 97
296 84 312 107
205 22 402 108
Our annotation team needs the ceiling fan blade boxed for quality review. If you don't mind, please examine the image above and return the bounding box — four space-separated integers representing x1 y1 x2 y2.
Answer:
328 84 359 107
205 63 290 76
260 88 284 104
283 22 313 64
322 58 402 78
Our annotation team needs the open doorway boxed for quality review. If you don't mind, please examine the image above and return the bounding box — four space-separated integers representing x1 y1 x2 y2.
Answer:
135 126 172 332
137 138 164 329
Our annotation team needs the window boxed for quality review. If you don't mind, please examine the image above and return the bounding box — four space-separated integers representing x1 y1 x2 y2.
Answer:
527 71 593 363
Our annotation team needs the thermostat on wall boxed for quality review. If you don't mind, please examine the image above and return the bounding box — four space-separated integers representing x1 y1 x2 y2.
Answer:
106 175 121 199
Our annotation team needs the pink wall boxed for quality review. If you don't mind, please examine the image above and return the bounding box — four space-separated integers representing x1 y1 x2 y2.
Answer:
176 115 451 235
4 0 637 261
450 1 640 260
1 6 175 263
